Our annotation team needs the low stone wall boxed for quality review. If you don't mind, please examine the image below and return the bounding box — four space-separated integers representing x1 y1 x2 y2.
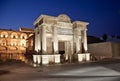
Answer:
88 42 120 60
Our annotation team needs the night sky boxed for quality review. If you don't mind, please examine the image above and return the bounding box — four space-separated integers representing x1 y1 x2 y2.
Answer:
0 0 120 37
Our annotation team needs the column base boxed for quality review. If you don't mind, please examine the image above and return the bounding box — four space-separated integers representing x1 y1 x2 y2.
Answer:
32 54 61 65
77 53 90 62
73 53 90 62
33 55 41 64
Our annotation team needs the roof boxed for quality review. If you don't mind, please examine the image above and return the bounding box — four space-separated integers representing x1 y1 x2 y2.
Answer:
20 27 34 33
0 28 19 32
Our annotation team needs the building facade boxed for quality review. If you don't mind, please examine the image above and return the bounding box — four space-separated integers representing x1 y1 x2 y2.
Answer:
33 14 90 64
0 28 34 61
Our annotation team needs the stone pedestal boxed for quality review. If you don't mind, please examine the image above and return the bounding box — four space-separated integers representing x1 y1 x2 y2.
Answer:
33 54 60 65
78 53 90 62
54 54 60 63
33 55 37 63
42 55 49 64
33 55 41 64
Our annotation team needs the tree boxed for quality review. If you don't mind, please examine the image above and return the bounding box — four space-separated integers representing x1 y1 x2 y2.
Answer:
102 34 108 42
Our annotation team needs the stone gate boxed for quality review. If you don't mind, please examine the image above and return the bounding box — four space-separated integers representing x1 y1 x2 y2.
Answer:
33 14 90 64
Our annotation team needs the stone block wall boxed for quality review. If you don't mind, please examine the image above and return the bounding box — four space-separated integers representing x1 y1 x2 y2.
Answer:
88 42 120 60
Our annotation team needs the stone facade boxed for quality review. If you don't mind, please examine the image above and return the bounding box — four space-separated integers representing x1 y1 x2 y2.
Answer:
33 14 90 64
0 28 34 61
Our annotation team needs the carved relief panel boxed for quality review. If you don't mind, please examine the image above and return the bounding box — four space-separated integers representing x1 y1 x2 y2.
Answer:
46 26 52 33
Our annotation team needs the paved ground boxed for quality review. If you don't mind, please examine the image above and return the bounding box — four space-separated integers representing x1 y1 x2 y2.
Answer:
0 60 120 81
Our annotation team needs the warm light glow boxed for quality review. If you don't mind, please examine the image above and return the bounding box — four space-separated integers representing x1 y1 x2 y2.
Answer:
1 32 8 38
21 34 27 39
11 32 18 38
5 35 8 37
21 40 26 46
11 42 17 46
34 14 90 64
11 35 18 38
1 35 3 37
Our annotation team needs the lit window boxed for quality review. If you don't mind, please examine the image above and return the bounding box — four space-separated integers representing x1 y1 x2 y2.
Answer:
3 35 6 38
22 36 25 39
13 35 16 39
1 32 8 38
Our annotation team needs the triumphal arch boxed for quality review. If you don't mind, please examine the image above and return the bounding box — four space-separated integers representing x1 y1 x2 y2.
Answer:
33 14 90 64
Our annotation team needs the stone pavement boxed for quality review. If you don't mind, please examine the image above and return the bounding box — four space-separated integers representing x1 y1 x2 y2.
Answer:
0 60 120 81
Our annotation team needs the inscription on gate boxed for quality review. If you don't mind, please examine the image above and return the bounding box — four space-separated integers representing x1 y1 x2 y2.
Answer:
58 28 73 35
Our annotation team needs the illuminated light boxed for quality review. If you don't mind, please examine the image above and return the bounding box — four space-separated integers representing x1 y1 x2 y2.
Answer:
25 36 27 39
78 53 90 62
65 54 68 60
78 54 83 62
1 35 3 37
85 53 90 61
32 55 60 64
11 43 13 46
54 54 60 63
21 40 26 46
5 35 8 38
54 45 58 53
33 63 37 67
37 55 41 64
11 35 13 38
33 55 37 63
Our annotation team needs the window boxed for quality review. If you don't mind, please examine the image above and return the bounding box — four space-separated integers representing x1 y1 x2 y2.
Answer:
11 32 18 39
1 32 8 38
13 35 16 39
21 34 27 39
3 35 6 38
22 36 25 39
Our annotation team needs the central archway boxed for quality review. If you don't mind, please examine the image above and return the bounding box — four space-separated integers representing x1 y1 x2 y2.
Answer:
58 41 72 62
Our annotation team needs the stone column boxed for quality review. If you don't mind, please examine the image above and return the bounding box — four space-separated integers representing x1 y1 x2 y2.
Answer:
65 41 68 61
37 27 41 51
35 28 38 52
41 25 47 54
76 29 80 53
83 29 88 52
53 26 60 63
53 26 58 54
